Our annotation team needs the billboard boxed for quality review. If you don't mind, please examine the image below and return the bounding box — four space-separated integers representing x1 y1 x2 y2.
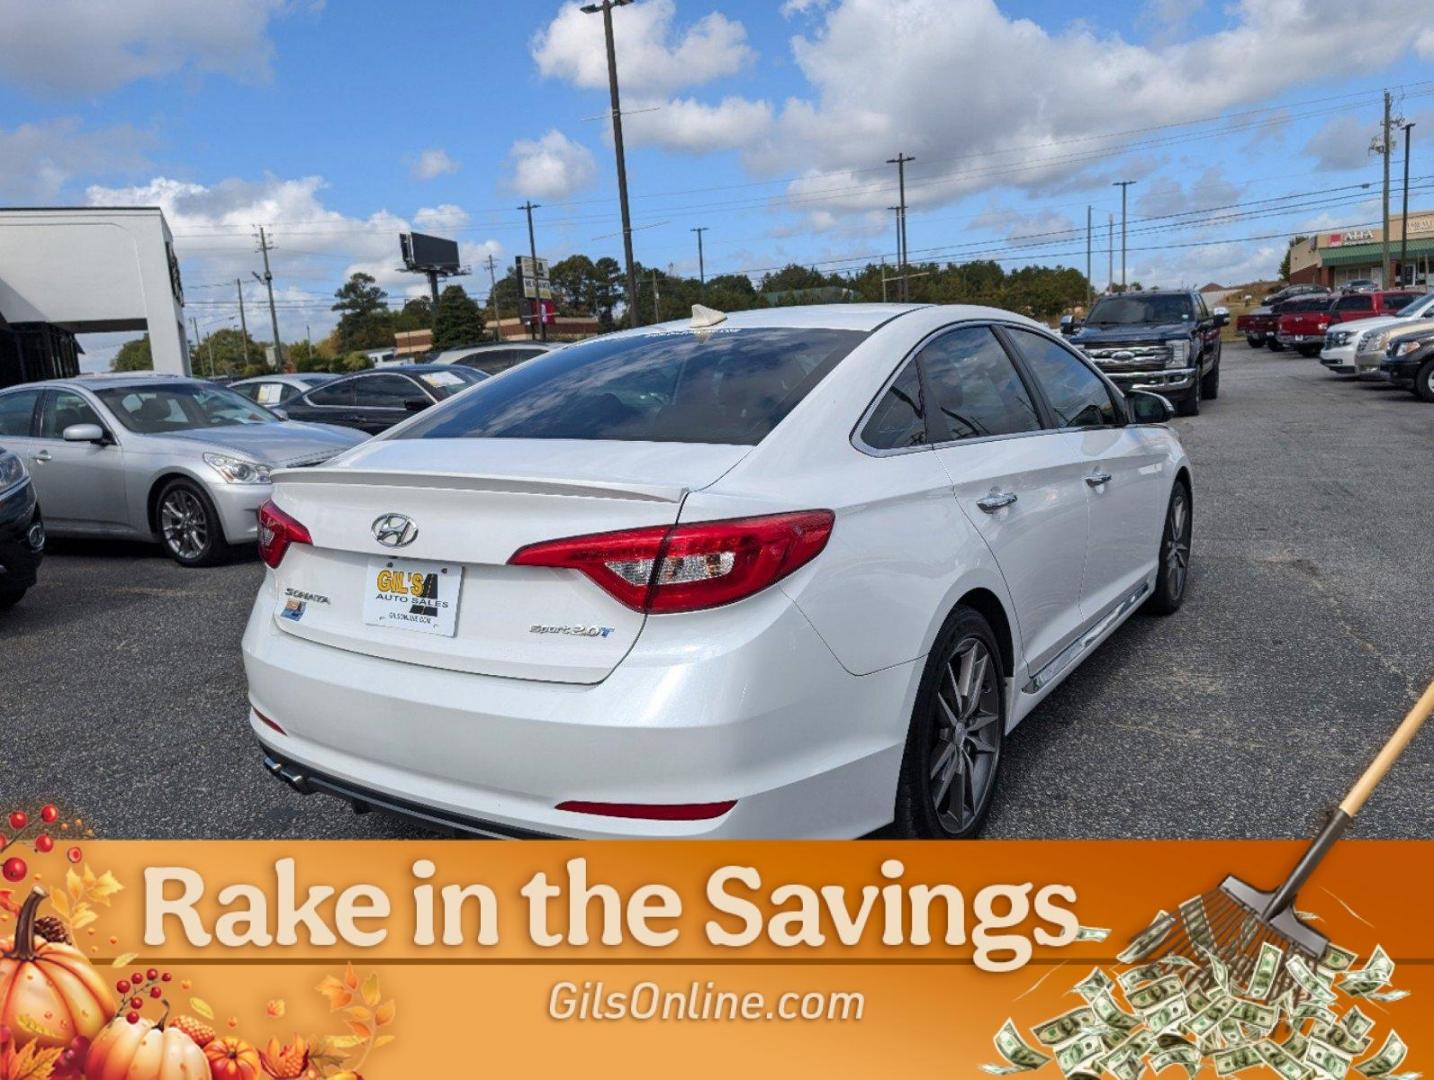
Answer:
400 232 461 272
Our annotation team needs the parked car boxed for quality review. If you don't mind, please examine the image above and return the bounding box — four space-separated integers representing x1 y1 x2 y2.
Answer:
245 303 1193 839
1381 325 1434 401
0 446 44 609
1341 279 1379 293
231 373 339 407
1236 305 1280 348
1320 291 1434 375
1327 289 1421 327
433 342 556 375
1262 284 1330 306
279 364 487 434
1068 290 1224 416
1274 296 1334 356
0 376 366 566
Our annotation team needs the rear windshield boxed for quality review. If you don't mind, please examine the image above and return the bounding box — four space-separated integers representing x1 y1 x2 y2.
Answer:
393 327 866 445
1280 298 1331 313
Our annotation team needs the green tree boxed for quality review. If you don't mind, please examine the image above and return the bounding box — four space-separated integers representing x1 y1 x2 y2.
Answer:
392 296 433 332
332 272 393 352
189 327 266 377
112 336 154 371
432 285 485 349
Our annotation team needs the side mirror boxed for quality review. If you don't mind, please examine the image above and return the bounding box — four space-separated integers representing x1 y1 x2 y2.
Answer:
1128 391 1175 424
1212 306 1230 328
62 423 107 444
403 398 432 412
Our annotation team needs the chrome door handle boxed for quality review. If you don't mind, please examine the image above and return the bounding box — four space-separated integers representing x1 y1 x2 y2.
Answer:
33 451 52 463
1085 471 1112 487
976 491 1018 513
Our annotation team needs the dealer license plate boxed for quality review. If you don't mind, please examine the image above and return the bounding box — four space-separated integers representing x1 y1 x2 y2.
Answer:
362 557 462 636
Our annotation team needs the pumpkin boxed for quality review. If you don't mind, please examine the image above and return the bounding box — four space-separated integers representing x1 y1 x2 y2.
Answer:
85 1013 209 1080
204 1036 261 1080
0 887 115 1050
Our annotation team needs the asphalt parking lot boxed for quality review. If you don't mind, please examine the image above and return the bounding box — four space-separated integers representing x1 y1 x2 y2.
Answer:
2 342 1430 839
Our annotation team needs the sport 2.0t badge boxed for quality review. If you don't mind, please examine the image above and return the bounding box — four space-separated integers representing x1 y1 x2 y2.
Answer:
372 513 419 548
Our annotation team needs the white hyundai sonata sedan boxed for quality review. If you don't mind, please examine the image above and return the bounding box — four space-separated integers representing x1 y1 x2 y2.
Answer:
242 304 1192 839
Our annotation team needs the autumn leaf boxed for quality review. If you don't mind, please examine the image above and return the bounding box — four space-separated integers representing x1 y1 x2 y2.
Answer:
360 972 381 1008
342 1006 371 1025
373 1034 396 1049
344 1020 372 1040
0 890 19 917
265 999 286 1019
13 1014 63 1041
111 952 138 968
87 869 124 905
373 1000 396 1027
71 908 98 931
65 869 83 904
321 1035 365 1052
190 997 215 1021
315 975 353 1011
342 963 359 990
2 1041 64 1080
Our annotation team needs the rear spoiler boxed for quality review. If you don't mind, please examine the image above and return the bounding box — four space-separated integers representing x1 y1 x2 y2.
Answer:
270 466 686 505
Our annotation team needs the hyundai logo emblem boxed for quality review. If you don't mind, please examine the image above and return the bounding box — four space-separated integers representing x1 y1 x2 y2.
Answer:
372 513 418 548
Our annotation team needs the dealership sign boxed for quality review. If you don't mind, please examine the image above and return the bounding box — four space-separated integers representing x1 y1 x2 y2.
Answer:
1327 228 1376 247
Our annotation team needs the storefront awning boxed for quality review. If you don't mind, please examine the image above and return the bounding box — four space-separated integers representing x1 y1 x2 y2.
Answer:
1320 236 1434 267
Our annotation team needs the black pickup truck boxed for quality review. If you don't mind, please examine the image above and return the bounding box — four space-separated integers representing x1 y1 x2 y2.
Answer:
1067 290 1226 416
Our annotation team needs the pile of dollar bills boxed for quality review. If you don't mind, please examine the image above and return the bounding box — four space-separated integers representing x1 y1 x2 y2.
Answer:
983 902 1414 1080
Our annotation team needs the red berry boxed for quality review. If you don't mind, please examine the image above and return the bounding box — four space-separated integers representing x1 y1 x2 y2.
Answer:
161 972 172 982
126 1012 139 1025
116 980 130 994
35 834 54 853
149 986 162 999
146 968 159 981
131 972 143 986
66 846 82 863
1 857 26 882
8 812 26 831
129 997 143 1010
40 805 58 824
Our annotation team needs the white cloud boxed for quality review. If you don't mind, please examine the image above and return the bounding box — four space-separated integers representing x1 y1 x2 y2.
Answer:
0 119 152 200
622 95 773 152
503 130 597 200
532 0 754 96
1134 167 1243 217
781 0 833 15
1302 114 1377 172
0 0 300 96
410 148 458 180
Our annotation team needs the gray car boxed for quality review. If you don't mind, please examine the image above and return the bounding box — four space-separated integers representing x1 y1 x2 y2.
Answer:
0 375 366 566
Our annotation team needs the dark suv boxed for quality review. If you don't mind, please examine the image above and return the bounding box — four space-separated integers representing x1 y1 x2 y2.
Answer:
1068 290 1225 416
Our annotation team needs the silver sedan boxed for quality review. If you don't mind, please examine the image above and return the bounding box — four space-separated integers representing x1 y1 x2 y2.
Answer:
0 375 366 566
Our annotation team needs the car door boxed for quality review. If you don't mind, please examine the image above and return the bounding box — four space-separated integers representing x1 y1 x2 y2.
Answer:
1001 326 1166 624
0 388 44 470
32 389 131 531
919 324 1090 677
351 373 427 432
289 378 358 429
1192 293 1219 375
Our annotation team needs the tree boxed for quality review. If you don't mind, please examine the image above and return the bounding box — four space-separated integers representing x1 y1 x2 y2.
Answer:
432 285 485 350
332 272 393 352
112 336 153 371
188 327 266 378
392 296 433 332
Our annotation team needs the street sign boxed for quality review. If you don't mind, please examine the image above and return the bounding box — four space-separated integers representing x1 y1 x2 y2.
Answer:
517 255 549 278
521 276 553 300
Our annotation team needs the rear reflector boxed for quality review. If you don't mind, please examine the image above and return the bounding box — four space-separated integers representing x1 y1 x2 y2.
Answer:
257 500 312 569
509 510 834 614
253 708 287 735
556 800 737 821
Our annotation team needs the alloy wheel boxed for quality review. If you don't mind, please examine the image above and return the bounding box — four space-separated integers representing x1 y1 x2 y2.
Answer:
1164 489 1191 602
160 488 209 561
928 637 1002 834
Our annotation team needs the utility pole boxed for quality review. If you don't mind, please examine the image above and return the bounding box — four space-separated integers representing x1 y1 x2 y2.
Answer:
651 269 660 322
518 201 546 342
880 259 889 303
691 226 708 299
190 317 206 377
1381 89 1393 288
1400 121 1416 286
235 279 250 368
254 227 283 369
305 324 312 352
484 254 501 341
1107 214 1114 292
1113 181 1135 292
887 205 905 300
1085 205 1093 309
582 0 639 328
887 154 914 301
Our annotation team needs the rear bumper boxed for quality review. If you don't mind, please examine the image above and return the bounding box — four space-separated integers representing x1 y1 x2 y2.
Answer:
241 574 915 838
1277 333 1325 346
1101 367 1195 393
0 481 44 593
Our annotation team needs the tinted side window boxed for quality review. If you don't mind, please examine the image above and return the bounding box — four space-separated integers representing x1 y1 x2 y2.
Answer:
0 390 41 437
40 391 103 438
354 374 424 408
920 326 1041 440
1334 295 1373 312
305 380 355 407
860 359 925 450
1383 294 1417 313
1005 328 1120 428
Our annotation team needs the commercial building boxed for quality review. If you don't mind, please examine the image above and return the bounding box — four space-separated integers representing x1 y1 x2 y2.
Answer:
0 207 190 388
1287 210 1434 289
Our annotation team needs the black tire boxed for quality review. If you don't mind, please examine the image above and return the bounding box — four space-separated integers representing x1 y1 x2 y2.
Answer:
1175 377 1201 417
894 606 1005 839
1415 359 1434 403
1245 335 1262 349
1297 345 1321 358
1200 352 1221 400
1267 339 1285 352
1145 482 1192 616
154 479 233 567
0 589 25 611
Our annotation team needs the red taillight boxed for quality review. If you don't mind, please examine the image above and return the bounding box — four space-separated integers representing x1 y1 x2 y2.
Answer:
509 510 834 614
556 800 737 821
257 500 312 569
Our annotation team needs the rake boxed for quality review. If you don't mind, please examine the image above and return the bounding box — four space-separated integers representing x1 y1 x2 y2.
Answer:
1133 677 1434 1003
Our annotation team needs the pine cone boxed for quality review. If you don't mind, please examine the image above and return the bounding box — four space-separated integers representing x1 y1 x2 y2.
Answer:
33 915 70 944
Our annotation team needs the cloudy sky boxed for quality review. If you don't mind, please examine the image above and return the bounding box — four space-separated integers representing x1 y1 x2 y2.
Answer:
2 0 1432 369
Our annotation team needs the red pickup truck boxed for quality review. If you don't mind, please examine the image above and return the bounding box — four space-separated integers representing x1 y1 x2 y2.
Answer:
1274 297 1334 356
